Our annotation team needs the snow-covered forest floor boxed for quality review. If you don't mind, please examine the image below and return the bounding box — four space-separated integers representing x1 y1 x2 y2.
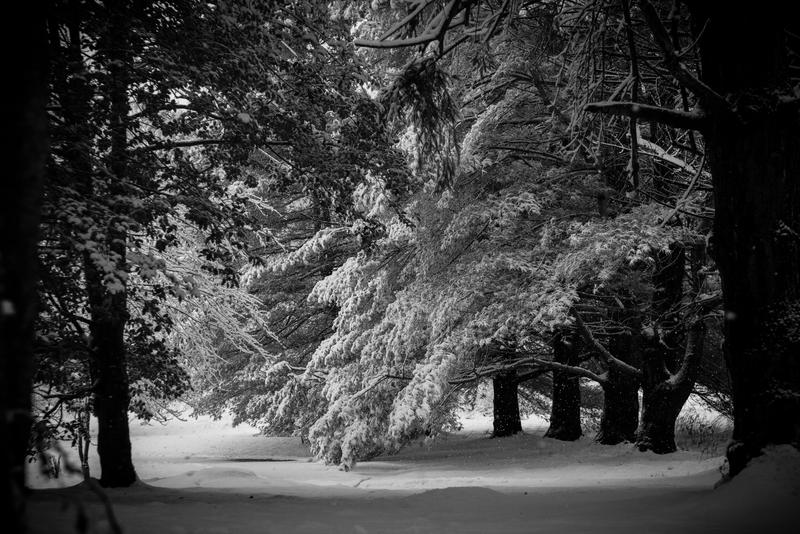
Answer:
26 405 799 534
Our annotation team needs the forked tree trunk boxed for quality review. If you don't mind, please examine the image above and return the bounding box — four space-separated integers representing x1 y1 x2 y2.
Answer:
597 369 639 444
687 4 800 476
0 3 48 531
493 371 522 437
636 245 687 453
637 322 706 454
545 330 582 441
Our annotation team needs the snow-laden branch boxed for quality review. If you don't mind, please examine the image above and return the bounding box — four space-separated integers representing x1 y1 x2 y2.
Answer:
637 137 708 177
514 355 607 384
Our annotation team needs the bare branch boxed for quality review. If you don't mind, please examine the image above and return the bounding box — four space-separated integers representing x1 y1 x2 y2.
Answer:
621 0 641 194
638 0 729 112
659 153 707 227
355 0 462 49
584 101 706 130
377 0 437 42
572 311 642 378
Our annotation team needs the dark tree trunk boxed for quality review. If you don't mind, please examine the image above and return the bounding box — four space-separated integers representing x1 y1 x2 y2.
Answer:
636 385 686 454
687 4 800 476
596 308 641 445
545 330 582 441
493 371 522 437
636 244 686 453
0 3 48 531
85 0 136 487
637 313 706 454
85 279 136 487
597 369 639 444
637 347 683 453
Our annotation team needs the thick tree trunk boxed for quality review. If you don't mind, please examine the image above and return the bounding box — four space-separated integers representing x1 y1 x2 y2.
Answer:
637 339 683 453
636 244 686 453
637 317 706 454
492 371 522 437
597 369 639 444
636 384 688 454
636 389 685 453
596 310 641 445
0 3 48 531
85 277 136 487
688 4 800 476
545 330 582 441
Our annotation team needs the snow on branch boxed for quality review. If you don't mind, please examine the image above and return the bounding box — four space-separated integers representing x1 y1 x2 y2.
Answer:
584 101 706 130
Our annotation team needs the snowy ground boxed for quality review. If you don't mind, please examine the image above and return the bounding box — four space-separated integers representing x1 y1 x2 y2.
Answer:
26 408 799 534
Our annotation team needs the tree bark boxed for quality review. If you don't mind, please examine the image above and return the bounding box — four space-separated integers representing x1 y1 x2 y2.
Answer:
687 3 800 476
544 330 582 441
492 371 523 437
597 368 639 444
0 3 48 531
636 385 686 453
637 319 705 453
636 244 686 453
85 278 136 487
85 0 137 487
596 309 641 445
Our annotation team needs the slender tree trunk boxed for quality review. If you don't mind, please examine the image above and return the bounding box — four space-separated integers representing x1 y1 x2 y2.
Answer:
687 4 800 476
85 0 137 487
492 371 522 437
78 403 91 481
0 3 48 531
545 330 582 441
49 1 109 483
